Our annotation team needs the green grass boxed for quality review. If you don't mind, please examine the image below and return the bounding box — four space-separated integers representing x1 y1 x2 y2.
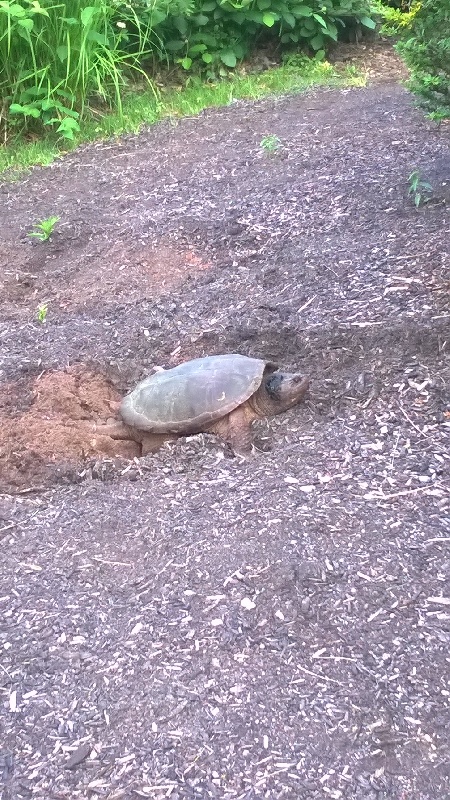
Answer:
0 59 366 179
0 0 155 143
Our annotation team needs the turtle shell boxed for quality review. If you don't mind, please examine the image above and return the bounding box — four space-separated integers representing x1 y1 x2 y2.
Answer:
120 354 270 434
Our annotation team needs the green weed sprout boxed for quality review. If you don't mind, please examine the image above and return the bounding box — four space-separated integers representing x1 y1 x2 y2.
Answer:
408 171 433 209
37 303 48 323
260 135 281 155
28 216 60 241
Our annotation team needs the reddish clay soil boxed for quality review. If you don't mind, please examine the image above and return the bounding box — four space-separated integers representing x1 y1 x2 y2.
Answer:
1 42 449 800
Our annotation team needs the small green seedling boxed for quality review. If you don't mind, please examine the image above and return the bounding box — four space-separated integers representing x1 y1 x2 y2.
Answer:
28 216 60 241
408 171 433 208
37 303 48 324
260 135 281 155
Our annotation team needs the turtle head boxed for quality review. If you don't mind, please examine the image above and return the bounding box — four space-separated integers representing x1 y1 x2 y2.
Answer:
264 370 310 412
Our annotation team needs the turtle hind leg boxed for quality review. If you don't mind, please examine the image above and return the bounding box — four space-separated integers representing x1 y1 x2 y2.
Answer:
140 433 178 456
209 407 254 455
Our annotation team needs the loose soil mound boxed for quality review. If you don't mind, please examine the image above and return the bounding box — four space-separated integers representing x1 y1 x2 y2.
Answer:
1 43 449 800
0 366 139 490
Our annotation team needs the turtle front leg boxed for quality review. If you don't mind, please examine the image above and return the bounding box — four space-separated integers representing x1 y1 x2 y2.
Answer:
209 407 254 455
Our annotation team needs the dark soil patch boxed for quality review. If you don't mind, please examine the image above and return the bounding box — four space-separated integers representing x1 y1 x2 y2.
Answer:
1 43 450 800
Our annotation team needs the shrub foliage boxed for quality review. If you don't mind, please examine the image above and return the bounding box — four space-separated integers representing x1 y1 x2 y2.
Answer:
151 0 375 76
396 0 450 117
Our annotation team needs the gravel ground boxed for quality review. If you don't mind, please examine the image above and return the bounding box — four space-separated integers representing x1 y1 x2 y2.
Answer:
1 42 449 800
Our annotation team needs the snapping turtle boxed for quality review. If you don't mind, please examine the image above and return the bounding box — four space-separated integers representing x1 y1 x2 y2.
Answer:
112 353 309 455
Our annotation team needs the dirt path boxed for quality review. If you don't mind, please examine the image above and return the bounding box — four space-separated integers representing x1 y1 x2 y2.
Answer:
1 44 450 799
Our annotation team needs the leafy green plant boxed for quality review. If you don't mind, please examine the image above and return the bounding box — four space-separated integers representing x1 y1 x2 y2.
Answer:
37 302 48 323
407 170 433 208
28 215 60 240
260 133 281 154
9 88 81 140
154 0 247 77
277 0 376 52
396 0 450 117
